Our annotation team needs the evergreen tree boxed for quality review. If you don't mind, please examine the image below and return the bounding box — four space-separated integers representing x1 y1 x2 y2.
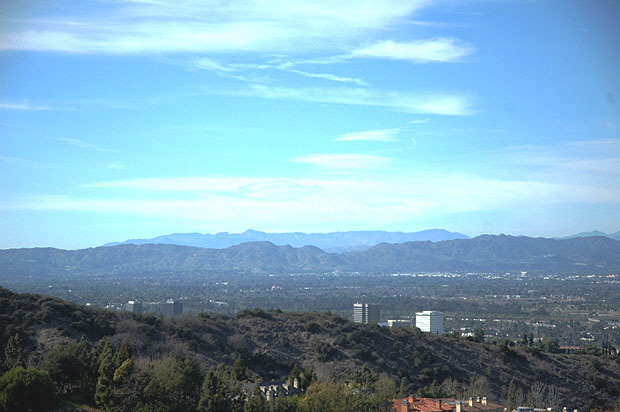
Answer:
0 367 56 412
399 376 410 397
95 339 115 411
288 364 301 386
231 356 248 382
178 354 203 408
3 334 25 371
245 384 267 412
507 378 518 411
198 371 228 412
114 338 132 367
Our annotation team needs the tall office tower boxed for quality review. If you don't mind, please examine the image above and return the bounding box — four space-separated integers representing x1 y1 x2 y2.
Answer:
353 303 380 324
415 311 444 335
125 300 143 314
163 299 183 317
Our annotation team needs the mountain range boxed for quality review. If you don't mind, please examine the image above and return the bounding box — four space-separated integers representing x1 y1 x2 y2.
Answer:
3 234 620 276
104 229 470 252
555 230 620 240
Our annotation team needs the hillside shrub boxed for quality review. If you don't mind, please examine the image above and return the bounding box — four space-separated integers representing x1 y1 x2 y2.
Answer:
0 367 56 412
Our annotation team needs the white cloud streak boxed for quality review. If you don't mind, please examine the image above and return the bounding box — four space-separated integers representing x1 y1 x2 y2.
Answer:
0 101 51 111
241 84 472 115
334 128 400 142
56 138 114 152
0 0 432 55
285 69 367 86
351 38 473 62
107 162 127 170
5 172 618 233
188 57 367 85
0 156 54 169
291 153 390 169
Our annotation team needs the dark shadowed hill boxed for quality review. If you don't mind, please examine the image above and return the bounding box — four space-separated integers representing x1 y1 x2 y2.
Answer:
104 228 470 252
1 235 619 276
1 287 619 411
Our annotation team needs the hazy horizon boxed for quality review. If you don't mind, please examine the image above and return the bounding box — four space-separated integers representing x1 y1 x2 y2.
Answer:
2 0 619 249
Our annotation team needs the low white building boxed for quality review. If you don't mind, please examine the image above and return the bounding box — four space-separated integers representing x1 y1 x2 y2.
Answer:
415 311 444 335
387 319 412 328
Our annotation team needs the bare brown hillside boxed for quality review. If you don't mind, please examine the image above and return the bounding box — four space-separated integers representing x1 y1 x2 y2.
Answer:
1 287 619 411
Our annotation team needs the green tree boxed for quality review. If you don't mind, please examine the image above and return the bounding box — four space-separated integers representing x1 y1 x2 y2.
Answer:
3 334 25 371
507 378 518 411
42 340 96 397
231 356 248 382
271 395 300 412
0 367 56 412
142 354 203 412
109 357 151 412
473 328 485 343
399 376 410 397
289 364 302 386
244 384 267 412
198 371 228 412
95 338 115 411
417 380 444 398
299 368 314 391
114 338 132 366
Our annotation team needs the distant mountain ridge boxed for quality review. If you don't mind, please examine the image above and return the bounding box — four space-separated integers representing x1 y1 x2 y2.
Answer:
555 230 620 241
3 234 620 275
104 229 470 252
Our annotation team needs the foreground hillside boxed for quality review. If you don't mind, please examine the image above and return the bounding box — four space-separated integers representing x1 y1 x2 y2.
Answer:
2 235 620 276
1 287 619 412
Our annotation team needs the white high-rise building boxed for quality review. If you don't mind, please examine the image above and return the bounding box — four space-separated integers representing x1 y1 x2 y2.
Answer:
162 299 183 317
415 311 444 335
125 300 142 314
353 303 380 324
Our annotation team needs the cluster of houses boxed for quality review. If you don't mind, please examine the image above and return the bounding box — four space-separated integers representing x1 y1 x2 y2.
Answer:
242 378 303 402
242 382 573 412
392 396 504 412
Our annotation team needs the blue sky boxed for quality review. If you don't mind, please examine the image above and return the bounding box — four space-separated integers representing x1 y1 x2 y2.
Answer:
1 0 619 249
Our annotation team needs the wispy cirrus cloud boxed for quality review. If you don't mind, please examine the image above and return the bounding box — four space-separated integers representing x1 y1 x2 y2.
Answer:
240 84 472 115
499 138 620 186
0 0 431 55
351 38 473 62
286 69 367 86
56 138 114 152
334 128 400 142
0 101 51 111
291 153 390 169
187 57 367 85
0 156 54 169
107 162 127 170
6 171 619 235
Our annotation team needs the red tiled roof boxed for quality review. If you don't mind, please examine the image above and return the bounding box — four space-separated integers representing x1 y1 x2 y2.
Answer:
393 397 505 412
392 397 454 412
